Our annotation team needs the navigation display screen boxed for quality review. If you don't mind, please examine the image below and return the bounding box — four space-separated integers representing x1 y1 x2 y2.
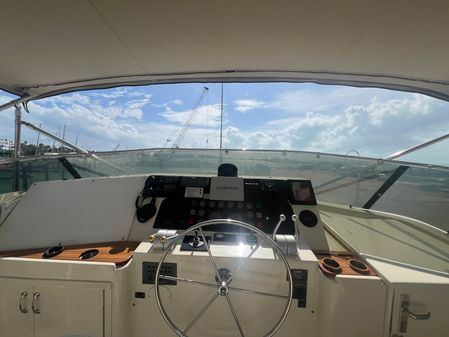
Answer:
291 181 317 205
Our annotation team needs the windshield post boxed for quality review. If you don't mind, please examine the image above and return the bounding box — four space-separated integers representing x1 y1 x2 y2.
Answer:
13 104 22 159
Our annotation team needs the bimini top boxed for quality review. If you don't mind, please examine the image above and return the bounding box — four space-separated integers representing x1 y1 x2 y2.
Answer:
1 0 449 101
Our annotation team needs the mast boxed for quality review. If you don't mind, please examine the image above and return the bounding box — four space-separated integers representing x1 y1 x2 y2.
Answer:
13 104 21 159
219 83 224 162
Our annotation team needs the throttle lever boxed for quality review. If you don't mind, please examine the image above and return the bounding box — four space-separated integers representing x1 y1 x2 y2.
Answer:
272 214 286 240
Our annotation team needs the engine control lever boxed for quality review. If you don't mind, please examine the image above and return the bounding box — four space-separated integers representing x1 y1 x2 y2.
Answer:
291 214 298 237
272 214 286 240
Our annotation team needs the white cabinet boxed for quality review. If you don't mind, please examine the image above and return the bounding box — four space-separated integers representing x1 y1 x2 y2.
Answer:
0 278 34 337
0 278 110 337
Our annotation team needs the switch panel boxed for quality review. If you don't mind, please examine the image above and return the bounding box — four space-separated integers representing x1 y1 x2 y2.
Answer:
142 262 177 285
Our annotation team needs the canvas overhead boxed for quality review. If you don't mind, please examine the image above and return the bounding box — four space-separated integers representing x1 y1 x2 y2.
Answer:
0 0 448 101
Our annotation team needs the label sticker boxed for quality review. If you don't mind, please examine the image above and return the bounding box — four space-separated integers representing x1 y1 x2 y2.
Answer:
184 187 204 198
209 177 244 201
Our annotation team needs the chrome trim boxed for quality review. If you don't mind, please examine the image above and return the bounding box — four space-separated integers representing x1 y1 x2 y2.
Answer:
32 292 41 314
401 295 430 320
272 214 286 240
399 294 430 333
19 292 28 314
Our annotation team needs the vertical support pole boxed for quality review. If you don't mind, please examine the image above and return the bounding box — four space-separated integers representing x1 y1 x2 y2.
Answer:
14 104 22 159
219 83 224 164
12 104 22 191
35 123 41 156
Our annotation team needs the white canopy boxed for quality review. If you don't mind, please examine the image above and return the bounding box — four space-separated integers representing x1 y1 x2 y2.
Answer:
1 0 449 101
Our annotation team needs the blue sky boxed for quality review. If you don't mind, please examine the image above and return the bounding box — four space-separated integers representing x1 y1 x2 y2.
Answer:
1 83 448 164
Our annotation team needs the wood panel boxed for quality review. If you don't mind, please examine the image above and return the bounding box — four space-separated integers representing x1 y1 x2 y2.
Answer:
316 253 377 277
0 241 140 266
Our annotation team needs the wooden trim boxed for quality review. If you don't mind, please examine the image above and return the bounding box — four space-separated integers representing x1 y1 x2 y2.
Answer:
0 241 140 266
316 254 377 277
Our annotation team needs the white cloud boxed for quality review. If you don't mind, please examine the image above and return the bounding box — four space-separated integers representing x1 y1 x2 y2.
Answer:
159 104 222 127
2 85 448 162
39 92 151 120
223 92 449 158
234 99 266 112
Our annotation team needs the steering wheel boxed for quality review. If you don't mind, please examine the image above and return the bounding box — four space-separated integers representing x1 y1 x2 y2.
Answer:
155 219 293 337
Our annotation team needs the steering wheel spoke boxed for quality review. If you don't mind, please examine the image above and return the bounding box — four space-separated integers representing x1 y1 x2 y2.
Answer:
159 274 217 289
225 294 246 337
198 228 221 283
229 285 290 300
227 236 266 285
183 292 219 335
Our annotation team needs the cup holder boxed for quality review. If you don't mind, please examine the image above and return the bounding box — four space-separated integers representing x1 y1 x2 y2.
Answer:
79 249 99 260
322 257 342 272
42 246 64 258
319 257 342 276
348 259 370 274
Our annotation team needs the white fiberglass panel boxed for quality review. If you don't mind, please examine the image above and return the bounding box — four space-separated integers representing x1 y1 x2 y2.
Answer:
319 204 449 275
0 175 146 250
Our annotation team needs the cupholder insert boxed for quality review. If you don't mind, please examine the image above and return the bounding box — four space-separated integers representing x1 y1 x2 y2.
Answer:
79 249 99 260
42 246 65 258
321 257 342 273
348 259 370 274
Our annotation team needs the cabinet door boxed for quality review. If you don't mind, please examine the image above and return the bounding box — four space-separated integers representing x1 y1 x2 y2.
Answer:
0 278 34 337
33 281 110 337
391 283 449 337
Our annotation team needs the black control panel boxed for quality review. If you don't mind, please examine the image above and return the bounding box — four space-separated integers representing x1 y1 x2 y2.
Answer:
148 175 317 235
155 197 294 234
291 269 308 308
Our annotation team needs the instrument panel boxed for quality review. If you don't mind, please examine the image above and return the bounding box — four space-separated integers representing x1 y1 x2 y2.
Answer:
144 175 317 234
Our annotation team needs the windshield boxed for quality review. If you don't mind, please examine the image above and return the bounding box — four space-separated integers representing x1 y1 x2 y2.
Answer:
1 83 448 231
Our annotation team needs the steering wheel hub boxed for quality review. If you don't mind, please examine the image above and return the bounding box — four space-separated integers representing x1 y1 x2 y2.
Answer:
218 281 229 296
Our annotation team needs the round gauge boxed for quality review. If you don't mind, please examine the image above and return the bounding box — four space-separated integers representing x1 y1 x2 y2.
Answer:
208 201 216 208
237 202 244 209
199 200 207 208
227 201 235 209
198 209 206 217
246 202 254 210
246 211 254 219
299 210 318 227
218 201 225 208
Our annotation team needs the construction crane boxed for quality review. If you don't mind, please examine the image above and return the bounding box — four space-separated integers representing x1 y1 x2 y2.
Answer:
165 87 209 149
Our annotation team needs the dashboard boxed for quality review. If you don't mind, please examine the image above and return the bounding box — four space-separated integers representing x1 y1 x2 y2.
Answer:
138 175 318 235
